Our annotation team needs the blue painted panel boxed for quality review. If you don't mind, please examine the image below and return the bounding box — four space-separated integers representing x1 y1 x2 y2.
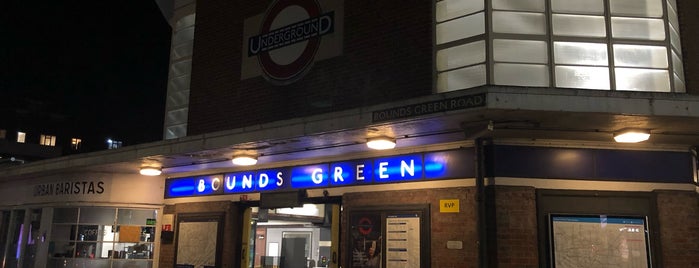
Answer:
493 146 595 179
493 145 692 183
595 150 691 183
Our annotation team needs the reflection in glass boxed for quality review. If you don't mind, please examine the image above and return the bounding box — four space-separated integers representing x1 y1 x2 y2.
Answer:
494 63 549 87
555 66 610 90
611 17 665 41
437 64 487 93
554 42 608 66
613 44 668 68
552 14 606 37
492 11 546 35
616 68 670 92
436 0 484 22
436 12 485 44
493 39 548 64
436 41 485 71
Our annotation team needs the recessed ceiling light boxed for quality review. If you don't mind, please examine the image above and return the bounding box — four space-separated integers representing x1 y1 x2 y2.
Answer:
366 137 396 150
139 167 162 176
232 155 258 166
613 129 650 143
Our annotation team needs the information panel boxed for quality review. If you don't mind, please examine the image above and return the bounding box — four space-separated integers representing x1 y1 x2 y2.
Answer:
385 214 420 268
550 215 650 268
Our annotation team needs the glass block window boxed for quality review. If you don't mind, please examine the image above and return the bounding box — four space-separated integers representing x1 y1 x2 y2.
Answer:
434 0 684 93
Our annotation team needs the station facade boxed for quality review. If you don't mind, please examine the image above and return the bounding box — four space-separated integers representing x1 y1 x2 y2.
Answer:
0 0 698 267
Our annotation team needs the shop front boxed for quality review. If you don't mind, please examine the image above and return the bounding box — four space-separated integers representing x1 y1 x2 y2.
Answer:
0 171 164 268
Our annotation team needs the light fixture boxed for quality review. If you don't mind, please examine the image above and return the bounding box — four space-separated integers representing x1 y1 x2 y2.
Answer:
613 129 650 143
366 136 396 150
232 155 258 166
139 167 162 176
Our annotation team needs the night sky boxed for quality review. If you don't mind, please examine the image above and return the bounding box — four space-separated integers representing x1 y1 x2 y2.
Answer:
1 0 172 151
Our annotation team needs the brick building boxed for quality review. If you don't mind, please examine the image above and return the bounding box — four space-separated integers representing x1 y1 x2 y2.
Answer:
0 0 697 267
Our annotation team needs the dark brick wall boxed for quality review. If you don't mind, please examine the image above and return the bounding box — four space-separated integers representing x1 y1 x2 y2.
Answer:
158 201 241 268
656 190 699 268
343 187 478 268
677 0 698 94
188 0 433 135
490 186 539 268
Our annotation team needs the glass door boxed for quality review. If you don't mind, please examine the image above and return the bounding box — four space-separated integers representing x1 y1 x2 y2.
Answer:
242 203 340 268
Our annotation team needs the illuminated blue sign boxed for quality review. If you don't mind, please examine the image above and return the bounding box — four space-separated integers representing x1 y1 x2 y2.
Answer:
330 159 373 186
165 149 473 199
372 155 422 183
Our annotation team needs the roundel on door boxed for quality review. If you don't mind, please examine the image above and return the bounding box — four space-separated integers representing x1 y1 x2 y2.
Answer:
242 0 343 85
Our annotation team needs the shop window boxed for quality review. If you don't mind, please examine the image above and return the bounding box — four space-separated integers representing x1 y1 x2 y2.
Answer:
48 207 157 267
0 129 6 139
40 134 56 146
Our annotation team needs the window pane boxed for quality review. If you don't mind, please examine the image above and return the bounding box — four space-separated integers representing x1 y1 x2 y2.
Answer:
493 39 548 63
613 44 668 68
615 68 670 92
437 64 487 92
436 12 485 44
492 11 546 35
667 4 679 30
492 0 544 12
674 75 686 93
672 51 684 80
436 41 485 71
555 66 610 90
175 14 196 29
436 0 484 22
173 42 194 59
494 63 549 86
173 27 195 46
670 25 681 54
551 0 604 14
552 14 606 37
117 209 157 225
611 17 665 41
54 208 79 223
554 42 608 65
79 207 116 225
610 0 663 18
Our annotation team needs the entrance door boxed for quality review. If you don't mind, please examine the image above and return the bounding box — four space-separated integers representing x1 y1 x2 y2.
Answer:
242 203 340 268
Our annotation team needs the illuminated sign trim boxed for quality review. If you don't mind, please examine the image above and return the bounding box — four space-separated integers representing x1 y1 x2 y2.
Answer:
165 149 473 199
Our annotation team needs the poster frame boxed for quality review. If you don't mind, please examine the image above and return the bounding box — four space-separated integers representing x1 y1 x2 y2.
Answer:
346 204 430 268
548 213 652 268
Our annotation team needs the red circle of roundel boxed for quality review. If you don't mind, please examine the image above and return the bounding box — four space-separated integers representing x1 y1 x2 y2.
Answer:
358 217 373 236
258 0 322 83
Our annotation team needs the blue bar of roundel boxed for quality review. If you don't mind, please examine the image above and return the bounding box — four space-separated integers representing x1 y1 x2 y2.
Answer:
255 169 288 192
373 155 423 183
330 160 373 186
291 164 330 188
424 149 474 179
166 178 196 198
223 172 257 193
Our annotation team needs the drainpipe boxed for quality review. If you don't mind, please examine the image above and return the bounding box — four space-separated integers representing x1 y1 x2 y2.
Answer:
475 137 491 268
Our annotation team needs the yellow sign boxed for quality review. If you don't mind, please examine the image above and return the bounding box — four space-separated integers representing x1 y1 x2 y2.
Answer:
440 199 460 213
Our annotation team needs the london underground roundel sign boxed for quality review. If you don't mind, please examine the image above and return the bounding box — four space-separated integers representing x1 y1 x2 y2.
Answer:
247 0 334 85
